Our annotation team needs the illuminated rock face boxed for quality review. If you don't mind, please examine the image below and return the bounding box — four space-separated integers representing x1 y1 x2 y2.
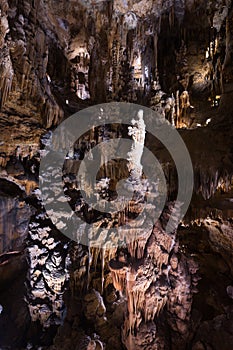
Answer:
0 0 65 129
0 195 31 254
127 110 145 178
0 0 232 118
0 0 233 349
109 207 199 350
26 212 70 328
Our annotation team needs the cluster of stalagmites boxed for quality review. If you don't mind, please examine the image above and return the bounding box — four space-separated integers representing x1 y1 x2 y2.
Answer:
40 111 152 249
108 205 200 350
41 216 199 349
26 211 70 327
21 179 233 349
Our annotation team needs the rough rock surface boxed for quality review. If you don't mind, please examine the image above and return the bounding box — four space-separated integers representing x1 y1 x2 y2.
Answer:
0 1 233 350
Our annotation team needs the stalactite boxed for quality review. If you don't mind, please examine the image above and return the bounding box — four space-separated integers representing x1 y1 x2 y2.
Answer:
101 247 105 294
90 247 101 271
43 98 64 129
0 1 13 108
169 4 175 28
176 90 180 127
126 228 151 259
222 7 233 87
0 48 13 108
0 155 7 168
194 167 232 200
0 76 13 108
154 32 158 76
109 264 127 292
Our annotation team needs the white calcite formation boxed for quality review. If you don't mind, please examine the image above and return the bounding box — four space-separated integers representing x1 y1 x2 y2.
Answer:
127 110 145 179
52 109 155 252
26 211 70 328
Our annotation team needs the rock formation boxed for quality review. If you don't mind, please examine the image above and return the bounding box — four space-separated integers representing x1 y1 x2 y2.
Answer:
0 1 233 349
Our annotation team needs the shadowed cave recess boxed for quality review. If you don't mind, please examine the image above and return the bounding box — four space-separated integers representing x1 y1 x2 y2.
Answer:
0 0 233 349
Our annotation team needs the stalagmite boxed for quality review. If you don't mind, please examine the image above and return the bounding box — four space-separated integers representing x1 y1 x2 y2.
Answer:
180 90 190 122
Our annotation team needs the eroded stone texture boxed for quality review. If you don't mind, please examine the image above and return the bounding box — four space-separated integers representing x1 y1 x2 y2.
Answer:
107 205 199 349
0 1 233 349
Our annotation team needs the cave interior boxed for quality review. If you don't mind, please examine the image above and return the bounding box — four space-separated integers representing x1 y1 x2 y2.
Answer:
0 0 233 349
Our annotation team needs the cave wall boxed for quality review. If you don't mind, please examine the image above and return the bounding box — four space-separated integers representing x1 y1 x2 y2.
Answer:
0 1 233 350
1 0 232 116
